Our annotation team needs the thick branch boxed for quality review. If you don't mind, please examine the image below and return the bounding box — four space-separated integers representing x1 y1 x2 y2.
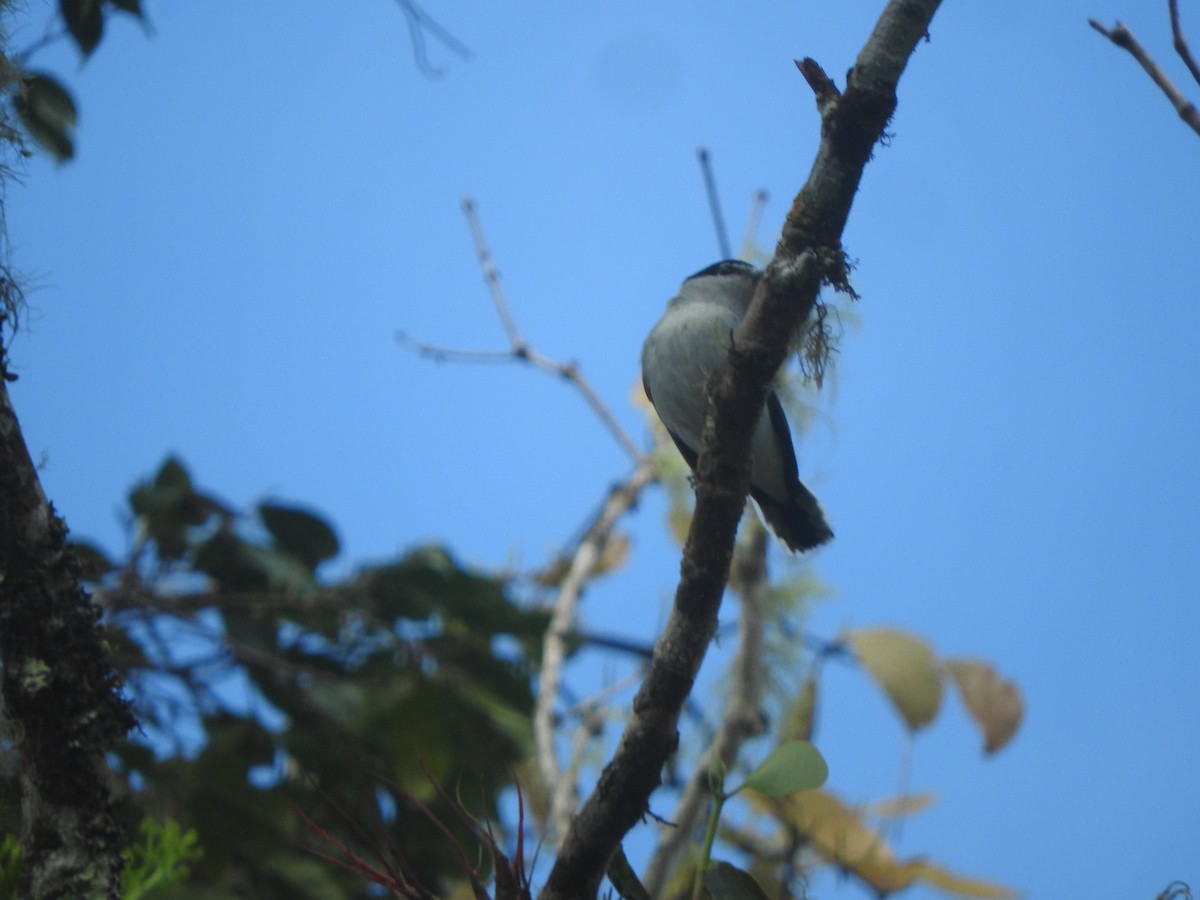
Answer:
0 334 136 899
641 526 770 895
538 3 943 898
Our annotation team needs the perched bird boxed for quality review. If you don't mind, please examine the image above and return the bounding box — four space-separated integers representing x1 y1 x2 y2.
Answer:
641 260 833 553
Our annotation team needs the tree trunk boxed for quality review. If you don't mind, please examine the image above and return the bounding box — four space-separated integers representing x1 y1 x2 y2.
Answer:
0 333 136 899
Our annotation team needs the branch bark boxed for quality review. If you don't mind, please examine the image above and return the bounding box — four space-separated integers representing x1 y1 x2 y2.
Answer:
536 458 658 843
538 3 943 898
1089 12 1200 137
641 525 770 896
0 333 136 899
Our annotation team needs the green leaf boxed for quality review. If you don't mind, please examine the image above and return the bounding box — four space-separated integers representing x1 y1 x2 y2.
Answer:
258 501 339 570
703 862 771 900
121 818 202 900
60 0 104 56
14 73 77 162
153 456 192 493
128 458 227 561
736 740 828 798
193 529 271 592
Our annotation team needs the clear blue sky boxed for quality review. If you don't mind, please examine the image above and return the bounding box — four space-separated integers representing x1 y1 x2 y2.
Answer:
6 0 1199 897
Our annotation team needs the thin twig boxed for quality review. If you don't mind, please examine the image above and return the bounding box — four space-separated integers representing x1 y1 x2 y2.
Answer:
462 197 525 351
396 0 472 77
697 148 731 260
394 333 516 364
536 458 658 844
560 669 645 722
737 190 769 263
1170 0 1200 87
398 198 645 462
1089 16 1200 137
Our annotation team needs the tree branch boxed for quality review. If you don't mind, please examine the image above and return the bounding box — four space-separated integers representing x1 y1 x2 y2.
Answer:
1089 14 1200 137
539 3 944 898
536 459 658 843
1170 0 1200 88
641 525 770 895
398 197 645 463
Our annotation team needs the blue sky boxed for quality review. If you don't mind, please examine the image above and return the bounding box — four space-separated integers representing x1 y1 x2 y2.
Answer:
6 0 1199 897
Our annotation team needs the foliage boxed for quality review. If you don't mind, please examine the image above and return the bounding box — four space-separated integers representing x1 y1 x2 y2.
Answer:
0 820 201 900
5 1 144 161
65 455 548 898
121 818 203 900
0 836 18 899
693 742 828 900
0 3 1038 898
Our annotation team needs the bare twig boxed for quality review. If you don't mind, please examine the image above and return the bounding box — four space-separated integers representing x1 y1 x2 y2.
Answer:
398 198 644 463
462 197 525 350
1170 0 1200 87
1089 15 1200 137
737 190 770 263
536 458 658 844
697 148 732 260
540 3 943 897
560 669 646 722
395 0 472 77
642 524 770 896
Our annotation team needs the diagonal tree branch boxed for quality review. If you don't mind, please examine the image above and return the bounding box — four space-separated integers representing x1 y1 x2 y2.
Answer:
1089 13 1200 137
398 197 645 463
641 524 771 895
536 457 658 843
538 3 944 898
1170 0 1200 87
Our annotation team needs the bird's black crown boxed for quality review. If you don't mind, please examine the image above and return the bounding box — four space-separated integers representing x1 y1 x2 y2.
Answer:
684 259 761 283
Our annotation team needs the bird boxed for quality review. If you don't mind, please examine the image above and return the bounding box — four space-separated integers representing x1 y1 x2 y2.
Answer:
640 260 833 553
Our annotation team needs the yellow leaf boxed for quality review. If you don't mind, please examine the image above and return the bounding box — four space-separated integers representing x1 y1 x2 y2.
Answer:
911 860 1020 898
848 627 943 731
758 789 1019 899
766 789 899 873
594 532 630 578
865 791 938 819
534 533 631 587
779 672 818 744
944 658 1024 754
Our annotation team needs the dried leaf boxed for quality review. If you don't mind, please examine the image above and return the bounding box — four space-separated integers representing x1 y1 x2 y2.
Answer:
945 657 1023 754
848 627 943 731
779 672 817 743
865 791 938 819
594 531 630 578
759 790 1017 898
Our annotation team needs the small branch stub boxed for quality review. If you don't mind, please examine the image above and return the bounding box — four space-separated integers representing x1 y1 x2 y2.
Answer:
796 58 840 113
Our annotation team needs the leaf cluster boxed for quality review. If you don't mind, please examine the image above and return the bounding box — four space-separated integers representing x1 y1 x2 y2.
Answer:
62 456 550 899
7 1 146 161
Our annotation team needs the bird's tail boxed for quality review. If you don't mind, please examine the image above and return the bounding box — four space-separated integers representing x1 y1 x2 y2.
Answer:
750 482 833 553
